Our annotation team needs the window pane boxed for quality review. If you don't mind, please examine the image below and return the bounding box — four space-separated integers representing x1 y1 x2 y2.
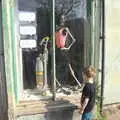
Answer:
18 0 51 96
55 0 87 85
18 0 89 100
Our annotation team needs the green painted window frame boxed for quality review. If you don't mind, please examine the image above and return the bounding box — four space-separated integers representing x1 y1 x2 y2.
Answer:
2 0 98 105
2 0 23 104
11 0 56 102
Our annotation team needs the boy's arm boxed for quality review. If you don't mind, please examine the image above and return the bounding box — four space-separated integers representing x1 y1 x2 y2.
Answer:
80 97 89 114
80 84 90 114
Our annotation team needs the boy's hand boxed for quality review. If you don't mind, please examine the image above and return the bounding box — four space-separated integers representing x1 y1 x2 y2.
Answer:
79 97 89 114
79 107 84 114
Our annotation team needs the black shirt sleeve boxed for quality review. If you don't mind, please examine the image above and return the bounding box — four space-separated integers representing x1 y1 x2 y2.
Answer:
81 83 96 113
82 84 90 98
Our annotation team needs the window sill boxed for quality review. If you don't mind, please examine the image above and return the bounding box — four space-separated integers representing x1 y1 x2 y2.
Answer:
15 93 81 117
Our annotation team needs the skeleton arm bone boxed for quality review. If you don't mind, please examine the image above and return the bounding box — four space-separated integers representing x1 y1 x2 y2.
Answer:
61 27 76 50
68 64 81 87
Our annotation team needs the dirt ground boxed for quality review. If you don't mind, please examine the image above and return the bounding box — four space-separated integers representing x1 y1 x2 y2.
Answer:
103 104 120 120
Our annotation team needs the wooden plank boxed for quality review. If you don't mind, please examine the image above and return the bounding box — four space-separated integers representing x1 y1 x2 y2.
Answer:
15 94 80 116
16 103 78 116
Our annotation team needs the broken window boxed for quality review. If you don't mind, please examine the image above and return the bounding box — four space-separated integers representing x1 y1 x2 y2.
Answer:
18 0 88 101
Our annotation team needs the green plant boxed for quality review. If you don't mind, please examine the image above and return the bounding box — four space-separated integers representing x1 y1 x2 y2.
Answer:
96 104 107 120
95 81 107 120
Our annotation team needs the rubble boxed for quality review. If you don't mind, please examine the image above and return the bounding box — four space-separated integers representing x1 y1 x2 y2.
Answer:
21 85 82 101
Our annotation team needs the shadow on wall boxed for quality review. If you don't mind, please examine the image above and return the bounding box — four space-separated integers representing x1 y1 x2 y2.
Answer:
44 100 81 120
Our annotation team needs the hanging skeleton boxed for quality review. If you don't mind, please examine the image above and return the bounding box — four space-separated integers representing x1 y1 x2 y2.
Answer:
55 15 81 87
56 27 76 50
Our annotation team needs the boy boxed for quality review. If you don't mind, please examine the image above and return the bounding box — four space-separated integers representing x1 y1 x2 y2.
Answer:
80 66 96 120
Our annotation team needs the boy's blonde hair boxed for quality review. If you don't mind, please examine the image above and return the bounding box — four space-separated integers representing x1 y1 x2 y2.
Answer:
83 66 96 79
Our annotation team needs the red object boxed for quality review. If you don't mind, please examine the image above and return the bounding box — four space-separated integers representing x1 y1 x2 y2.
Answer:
56 28 68 48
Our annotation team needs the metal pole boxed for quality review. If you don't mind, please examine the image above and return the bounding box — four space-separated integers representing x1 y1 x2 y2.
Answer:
51 0 56 101
100 0 105 113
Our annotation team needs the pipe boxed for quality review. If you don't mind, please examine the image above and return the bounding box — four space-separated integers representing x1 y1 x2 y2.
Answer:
100 0 105 113
51 0 56 101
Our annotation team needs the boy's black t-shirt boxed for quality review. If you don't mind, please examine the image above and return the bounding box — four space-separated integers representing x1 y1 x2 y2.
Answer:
81 82 96 113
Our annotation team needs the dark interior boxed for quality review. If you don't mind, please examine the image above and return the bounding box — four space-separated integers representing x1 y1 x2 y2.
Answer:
18 0 87 90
